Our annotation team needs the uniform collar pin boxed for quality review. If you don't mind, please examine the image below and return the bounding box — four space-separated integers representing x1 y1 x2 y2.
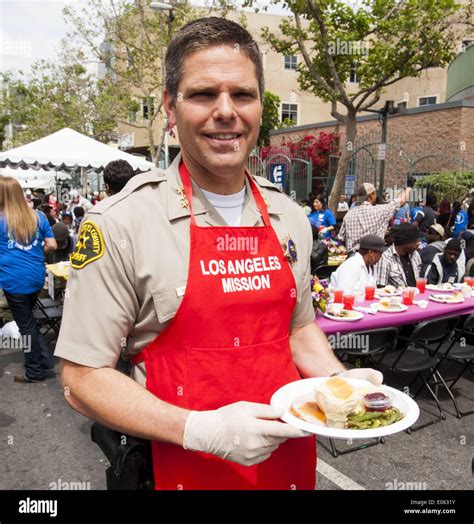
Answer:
176 186 189 209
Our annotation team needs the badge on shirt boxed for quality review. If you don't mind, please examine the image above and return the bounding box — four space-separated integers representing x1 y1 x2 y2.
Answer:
70 221 105 269
281 235 297 266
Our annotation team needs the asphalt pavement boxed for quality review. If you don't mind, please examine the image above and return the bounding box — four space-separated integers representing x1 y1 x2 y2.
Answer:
1 342 473 491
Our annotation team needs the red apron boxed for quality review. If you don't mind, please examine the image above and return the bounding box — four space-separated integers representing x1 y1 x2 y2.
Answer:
132 161 316 490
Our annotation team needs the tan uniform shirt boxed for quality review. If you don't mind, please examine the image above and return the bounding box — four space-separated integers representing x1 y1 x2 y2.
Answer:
54 154 315 385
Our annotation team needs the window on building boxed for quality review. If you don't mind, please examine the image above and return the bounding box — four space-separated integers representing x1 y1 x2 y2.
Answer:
129 110 137 124
349 62 360 83
284 55 297 70
397 101 407 110
142 97 155 120
418 96 437 107
281 103 298 124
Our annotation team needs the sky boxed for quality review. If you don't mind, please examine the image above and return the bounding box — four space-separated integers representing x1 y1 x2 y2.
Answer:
0 0 72 73
0 0 291 76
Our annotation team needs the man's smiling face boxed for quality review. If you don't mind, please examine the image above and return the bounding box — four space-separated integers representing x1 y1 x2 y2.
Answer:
164 45 262 191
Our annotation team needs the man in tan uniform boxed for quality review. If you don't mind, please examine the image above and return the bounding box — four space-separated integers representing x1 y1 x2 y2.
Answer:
55 17 381 489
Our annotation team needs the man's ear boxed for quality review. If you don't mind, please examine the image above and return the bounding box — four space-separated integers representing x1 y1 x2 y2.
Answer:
163 89 176 127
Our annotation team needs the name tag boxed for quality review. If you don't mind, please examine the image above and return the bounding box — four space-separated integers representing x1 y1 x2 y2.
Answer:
176 286 186 297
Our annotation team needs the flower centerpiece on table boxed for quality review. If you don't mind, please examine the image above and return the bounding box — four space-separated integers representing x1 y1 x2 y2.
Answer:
321 237 346 256
311 276 330 314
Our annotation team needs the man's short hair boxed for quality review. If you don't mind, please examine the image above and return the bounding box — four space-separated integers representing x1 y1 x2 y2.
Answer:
445 238 462 254
73 206 85 218
165 17 264 105
103 160 136 195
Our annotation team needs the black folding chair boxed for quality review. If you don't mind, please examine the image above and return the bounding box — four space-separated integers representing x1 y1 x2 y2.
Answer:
435 314 474 418
321 328 398 457
33 298 63 338
379 316 459 432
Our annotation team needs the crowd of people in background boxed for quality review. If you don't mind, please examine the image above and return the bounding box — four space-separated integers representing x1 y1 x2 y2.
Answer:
20 160 138 264
0 159 138 382
2 152 474 382
304 183 474 292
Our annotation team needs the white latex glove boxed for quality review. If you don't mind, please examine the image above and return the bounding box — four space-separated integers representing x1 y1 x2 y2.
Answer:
340 368 383 386
183 401 310 467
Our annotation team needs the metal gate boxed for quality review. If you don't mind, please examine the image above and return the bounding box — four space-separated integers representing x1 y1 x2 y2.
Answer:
346 129 474 197
247 150 312 201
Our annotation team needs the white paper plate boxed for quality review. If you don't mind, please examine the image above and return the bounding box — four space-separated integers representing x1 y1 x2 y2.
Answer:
373 303 408 313
426 284 457 293
375 289 402 297
429 294 464 304
271 377 420 439
323 310 364 322
453 283 470 290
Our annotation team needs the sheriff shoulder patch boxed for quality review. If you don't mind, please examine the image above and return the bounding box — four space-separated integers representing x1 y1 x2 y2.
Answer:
70 221 105 269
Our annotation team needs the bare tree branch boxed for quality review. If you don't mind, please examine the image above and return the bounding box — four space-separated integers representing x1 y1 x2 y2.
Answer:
306 0 353 109
294 13 334 96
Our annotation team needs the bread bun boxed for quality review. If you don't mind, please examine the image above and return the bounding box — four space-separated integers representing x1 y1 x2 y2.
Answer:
314 377 363 424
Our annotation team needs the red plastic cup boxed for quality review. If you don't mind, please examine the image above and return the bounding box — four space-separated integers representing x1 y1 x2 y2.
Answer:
416 278 427 294
343 294 355 310
402 287 415 305
365 286 376 300
464 277 474 288
333 289 344 303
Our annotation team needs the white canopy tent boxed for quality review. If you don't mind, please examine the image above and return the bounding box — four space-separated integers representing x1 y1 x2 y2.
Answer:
0 166 71 190
0 128 155 173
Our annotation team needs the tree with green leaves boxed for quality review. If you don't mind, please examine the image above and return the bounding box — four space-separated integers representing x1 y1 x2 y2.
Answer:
258 91 282 146
63 0 203 164
245 0 473 211
415 170 474 203
0 46 128 148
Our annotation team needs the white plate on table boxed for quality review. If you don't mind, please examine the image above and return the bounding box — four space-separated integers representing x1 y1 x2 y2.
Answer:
426 284 457 293
323 310 364 322
375 289 402 298
453 283 472 290
373 303 408 313
271 377 420 439
429 293 464 304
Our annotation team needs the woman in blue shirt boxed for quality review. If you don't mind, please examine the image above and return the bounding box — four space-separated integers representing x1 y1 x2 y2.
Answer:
0 178 57 382
308 195 336 238
392 202 410 225
451 201 468 239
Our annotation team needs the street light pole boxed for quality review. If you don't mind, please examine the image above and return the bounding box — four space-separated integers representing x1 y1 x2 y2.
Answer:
149 1 181 169
362 100 397 200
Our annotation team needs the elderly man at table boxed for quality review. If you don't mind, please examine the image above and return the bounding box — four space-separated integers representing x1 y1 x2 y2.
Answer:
338 183 411 254
425 239 464 285
330 234 386 291
377 223 421 288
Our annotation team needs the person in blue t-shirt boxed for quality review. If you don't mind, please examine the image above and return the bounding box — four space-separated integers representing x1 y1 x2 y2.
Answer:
410 202 422 223
451 201 468 239
0 177 57 383
454 210 468 238
393 202 410 225
308 195 336 238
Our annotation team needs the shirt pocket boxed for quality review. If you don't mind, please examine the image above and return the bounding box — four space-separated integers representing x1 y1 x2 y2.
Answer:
151 282 187 324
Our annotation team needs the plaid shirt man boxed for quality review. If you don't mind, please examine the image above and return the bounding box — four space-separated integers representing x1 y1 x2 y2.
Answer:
338 200 400 253
376 244 422 287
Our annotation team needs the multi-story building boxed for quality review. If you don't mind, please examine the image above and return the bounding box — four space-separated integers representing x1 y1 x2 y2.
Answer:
114 6 473 166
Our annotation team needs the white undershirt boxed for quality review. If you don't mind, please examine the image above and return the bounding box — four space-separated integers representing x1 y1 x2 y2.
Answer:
201 187 246 226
